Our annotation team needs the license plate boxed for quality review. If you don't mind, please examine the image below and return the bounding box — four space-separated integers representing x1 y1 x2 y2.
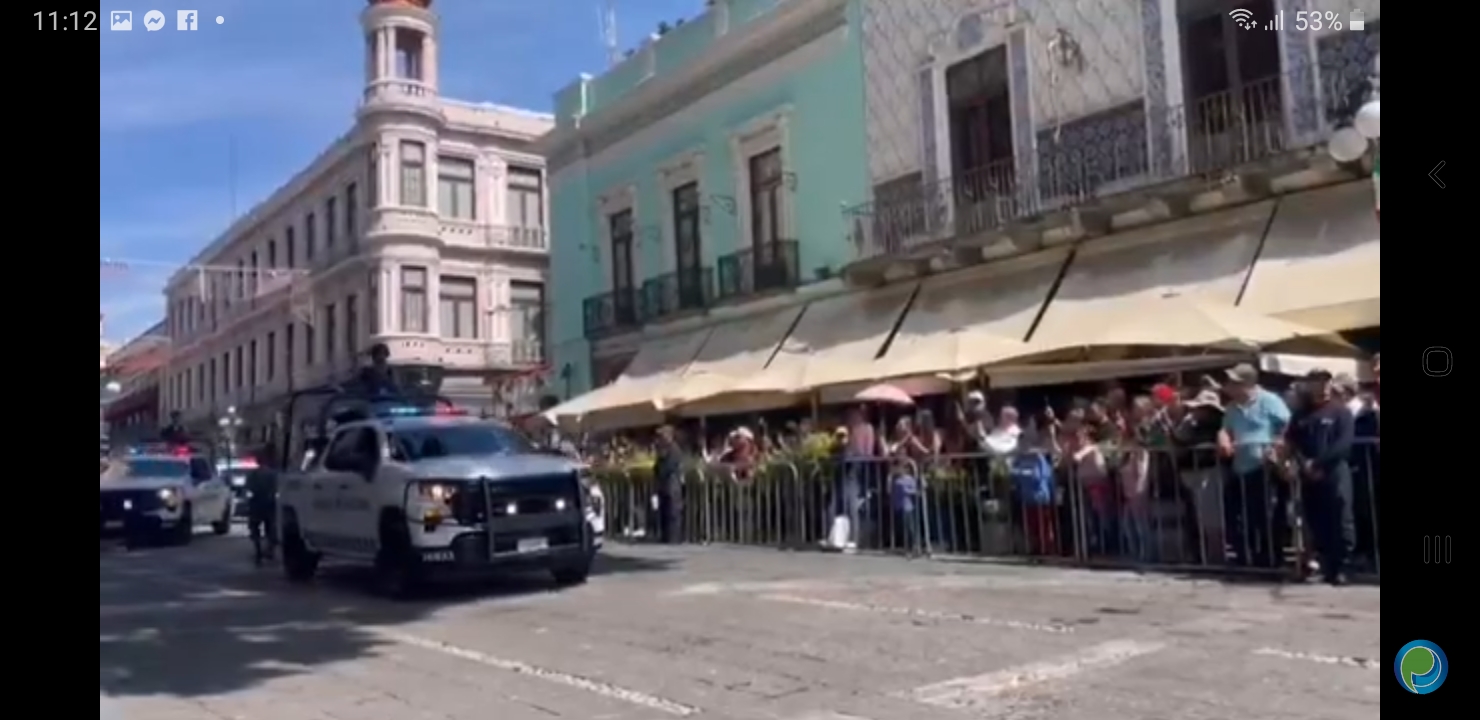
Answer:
516 537 548 553
103 520 123 529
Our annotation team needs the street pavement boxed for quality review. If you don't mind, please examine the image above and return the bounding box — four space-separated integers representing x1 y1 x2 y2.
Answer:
100 531 1381 720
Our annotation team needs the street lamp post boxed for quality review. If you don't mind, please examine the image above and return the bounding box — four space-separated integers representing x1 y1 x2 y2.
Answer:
217 405 244 468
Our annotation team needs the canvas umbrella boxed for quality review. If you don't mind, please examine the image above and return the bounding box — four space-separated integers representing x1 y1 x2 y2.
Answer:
853 382 915 406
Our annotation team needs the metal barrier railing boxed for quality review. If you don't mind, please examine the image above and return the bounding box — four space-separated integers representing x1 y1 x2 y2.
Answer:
591 439 1380 580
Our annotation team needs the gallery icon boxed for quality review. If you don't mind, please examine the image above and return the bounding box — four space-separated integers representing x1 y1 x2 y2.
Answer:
177 10 197 30
143 10 165 31
109 10 132 31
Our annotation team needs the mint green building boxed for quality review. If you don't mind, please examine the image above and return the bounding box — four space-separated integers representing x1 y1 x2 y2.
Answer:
539 0 866 396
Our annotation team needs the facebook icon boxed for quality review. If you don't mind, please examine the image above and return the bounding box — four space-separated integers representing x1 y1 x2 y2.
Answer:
177 10 197 30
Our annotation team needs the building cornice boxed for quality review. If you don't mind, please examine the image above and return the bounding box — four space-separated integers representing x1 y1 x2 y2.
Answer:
540 0 847 172
166 98 555 295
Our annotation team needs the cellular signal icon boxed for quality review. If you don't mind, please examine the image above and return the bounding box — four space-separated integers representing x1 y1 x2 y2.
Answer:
1229 9 1257 29
1264 12 1284 30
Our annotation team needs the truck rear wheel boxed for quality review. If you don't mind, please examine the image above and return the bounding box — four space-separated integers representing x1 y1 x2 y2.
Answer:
169 505 194 546
210 501 232 535
281 521 320 583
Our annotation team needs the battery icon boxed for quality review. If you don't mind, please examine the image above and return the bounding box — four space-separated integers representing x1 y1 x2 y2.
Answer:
1349 10 1365 31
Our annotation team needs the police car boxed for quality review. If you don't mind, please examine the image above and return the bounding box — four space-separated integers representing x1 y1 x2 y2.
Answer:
219 456 259 519
100 446 234 546
277 400 602 598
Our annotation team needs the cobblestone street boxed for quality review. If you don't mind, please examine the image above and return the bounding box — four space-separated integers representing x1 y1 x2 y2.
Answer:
101 536 1380 719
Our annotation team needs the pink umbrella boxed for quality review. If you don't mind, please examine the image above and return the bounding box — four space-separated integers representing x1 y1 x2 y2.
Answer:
853 382 915 406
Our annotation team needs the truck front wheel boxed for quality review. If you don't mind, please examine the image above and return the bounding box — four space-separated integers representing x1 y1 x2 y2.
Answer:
550 554 591 586
372 512 424 599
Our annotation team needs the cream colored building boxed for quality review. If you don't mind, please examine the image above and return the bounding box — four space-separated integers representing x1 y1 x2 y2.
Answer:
161 0 552 428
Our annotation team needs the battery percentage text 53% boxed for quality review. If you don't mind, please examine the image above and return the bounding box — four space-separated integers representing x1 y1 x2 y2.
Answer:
1294 11 1343 30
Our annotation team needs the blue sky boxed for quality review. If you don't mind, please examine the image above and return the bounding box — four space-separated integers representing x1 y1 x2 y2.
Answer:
101 0 698 341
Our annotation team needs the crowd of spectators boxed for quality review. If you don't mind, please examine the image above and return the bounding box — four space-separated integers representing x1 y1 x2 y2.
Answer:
549 354 1381 581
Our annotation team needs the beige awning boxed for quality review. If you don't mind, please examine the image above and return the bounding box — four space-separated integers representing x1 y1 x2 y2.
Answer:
987 354 1245 389
1258 353 1375 382
1032 293 1355 354
875 248 1071 378
671 284 917 417
1031 200 1274 348
1238 182 1379 332
656 306 803 409
547 328 711 429
757 283 918 391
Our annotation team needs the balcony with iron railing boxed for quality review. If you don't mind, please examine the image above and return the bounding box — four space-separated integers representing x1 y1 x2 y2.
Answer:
360 79 441 120
582 288 640 339
440 337 545 370
640 266 716 323
845 71 1363 266
716 239 801 302
441 221 549 252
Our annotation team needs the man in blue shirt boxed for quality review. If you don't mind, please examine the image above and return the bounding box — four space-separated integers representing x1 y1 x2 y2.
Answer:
1218 363 1292 569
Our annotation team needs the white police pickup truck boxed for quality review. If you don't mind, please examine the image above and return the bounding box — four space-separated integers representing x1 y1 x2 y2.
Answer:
277 406 602 598
100 451 234 547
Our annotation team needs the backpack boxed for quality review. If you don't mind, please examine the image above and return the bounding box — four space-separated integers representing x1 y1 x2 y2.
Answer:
1009 452 1055 506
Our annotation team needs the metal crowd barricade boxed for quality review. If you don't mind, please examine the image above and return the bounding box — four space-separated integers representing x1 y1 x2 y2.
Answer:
591 438 1379 581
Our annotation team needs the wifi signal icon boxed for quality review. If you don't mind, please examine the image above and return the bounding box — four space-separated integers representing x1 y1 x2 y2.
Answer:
1229 9 1257 29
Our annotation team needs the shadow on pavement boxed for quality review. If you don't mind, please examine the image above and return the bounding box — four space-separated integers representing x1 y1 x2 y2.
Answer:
98 542 681 700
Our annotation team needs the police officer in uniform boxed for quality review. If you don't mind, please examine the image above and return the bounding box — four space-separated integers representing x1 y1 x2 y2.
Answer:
654 425 684 544
356 343 398 397
245 442 282 566
160 411 189 445
1290 369 1356 585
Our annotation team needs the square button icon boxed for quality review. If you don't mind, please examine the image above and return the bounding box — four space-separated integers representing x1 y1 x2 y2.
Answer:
109 11 132 30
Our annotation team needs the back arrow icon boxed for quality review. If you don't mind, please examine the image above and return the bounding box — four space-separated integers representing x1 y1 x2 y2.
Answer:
1431 162 1446 188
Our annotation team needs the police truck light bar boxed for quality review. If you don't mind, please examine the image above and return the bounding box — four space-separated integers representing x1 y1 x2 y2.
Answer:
377 405 467 418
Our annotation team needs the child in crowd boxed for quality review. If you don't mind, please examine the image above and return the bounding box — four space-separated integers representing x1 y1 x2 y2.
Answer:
890 458 923 557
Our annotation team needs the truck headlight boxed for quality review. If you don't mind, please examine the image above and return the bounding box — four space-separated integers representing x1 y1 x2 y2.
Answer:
158 487 180 508
411 482 456 524
418 482 454 502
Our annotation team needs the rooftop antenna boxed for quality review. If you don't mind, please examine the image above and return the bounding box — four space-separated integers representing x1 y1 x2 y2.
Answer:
601 0 619 67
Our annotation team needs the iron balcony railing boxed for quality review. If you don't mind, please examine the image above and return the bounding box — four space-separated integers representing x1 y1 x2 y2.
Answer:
716 239 801 302
640 266 715 322
845 70 1364 261
581 288 639 338
509 338 545 366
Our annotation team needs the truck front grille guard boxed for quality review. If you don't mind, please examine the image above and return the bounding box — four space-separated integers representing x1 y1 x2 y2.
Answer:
479 475 495 561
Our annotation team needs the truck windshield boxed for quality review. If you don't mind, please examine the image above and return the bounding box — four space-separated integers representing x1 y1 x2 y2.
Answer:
390 424 534 462
122 459 190 478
